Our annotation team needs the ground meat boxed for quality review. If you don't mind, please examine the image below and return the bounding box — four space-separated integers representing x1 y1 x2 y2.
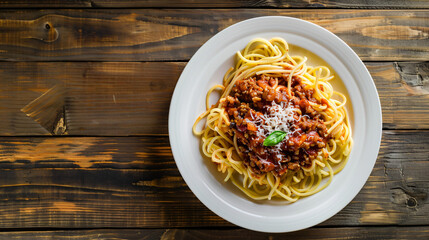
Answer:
225 75 330 176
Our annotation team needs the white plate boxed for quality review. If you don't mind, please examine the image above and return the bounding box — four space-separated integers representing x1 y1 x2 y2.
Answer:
169 16 382 233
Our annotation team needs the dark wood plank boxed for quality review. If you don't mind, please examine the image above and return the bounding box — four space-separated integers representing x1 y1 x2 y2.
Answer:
0 62 180 136
0 130 427 228
1 0 428 9
0 61 428 136
1 227 429 240
0 9 427 61
0 0 91 8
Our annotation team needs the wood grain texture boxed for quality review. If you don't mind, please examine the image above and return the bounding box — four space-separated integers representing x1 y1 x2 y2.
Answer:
0 130 427 228
1 227 429 240
370 62 429 129
1 0 429 9
0 9 428 61
0 61 428 136
0 62 180 136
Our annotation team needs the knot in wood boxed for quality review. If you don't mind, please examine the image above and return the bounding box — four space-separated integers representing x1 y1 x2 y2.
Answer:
406 197 417 208
43 22 58 43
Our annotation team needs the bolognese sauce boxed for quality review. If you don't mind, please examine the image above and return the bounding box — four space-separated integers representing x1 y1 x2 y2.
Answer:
221 75 330 176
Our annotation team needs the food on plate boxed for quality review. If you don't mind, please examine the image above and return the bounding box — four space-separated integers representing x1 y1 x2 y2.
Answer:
193 38 352 202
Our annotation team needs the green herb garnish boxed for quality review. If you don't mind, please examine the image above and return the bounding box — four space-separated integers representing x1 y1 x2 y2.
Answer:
263 131 287 146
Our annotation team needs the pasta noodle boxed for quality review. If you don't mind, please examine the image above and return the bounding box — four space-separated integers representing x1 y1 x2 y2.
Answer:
193 38 353 202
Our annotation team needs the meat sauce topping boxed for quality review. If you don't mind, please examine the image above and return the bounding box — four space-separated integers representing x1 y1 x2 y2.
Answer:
221 75 330 176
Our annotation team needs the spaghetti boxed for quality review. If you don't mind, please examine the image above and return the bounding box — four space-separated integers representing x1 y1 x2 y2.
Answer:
193 38 352 202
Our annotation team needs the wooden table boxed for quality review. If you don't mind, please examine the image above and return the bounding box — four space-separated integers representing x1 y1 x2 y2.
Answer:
0 1 428 239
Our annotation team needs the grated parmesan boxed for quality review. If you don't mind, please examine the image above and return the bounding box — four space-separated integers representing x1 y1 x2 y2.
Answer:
253 101 297 137
249 101 300 159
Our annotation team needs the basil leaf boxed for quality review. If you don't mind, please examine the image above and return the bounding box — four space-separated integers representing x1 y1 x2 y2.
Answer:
263 131 287 146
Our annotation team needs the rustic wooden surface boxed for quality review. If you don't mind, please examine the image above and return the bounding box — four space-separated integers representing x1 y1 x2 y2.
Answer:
1 227 429 240
0 10 428 61
1 1 429 9
0 1 428 239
